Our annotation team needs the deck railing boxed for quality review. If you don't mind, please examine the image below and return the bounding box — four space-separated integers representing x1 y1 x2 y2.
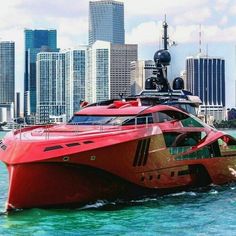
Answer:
13 115 153 140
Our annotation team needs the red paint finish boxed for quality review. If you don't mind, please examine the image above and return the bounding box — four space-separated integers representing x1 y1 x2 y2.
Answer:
1 104 236 210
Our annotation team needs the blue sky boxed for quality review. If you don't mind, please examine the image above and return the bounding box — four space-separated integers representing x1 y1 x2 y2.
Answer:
1 0 236 107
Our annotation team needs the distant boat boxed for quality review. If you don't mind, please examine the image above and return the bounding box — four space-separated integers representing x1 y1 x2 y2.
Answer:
0 126 12 132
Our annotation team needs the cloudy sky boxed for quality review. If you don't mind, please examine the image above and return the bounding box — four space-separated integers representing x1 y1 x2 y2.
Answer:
1 0 236 107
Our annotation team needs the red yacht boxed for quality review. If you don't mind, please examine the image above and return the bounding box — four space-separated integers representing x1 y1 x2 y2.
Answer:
1 21 236 210
1 95 236 210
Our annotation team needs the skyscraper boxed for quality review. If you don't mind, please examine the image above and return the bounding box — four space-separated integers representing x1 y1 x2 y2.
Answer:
36 47 88 123
186 55 226 121
24 29 58 118
130 60 156 95
36 52 65 123
65 47 87 120
0 41 15 105
89 0 125 45
15 92 20 118
86 41 137 103
110 44 138 98
0 41 15 122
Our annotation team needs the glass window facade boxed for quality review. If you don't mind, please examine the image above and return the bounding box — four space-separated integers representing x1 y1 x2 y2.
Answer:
24 29 58 117
65 48 87 120
36 52 65 123
89 0 125 45
186 56 225 107
0 41 15 105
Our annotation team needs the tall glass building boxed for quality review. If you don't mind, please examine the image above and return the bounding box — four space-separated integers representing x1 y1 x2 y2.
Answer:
24 29 58 119
0 41 15 105
36 52 65 124
89 0 125 45
87 41 137 103
65 47 87 120
186 55 226 121
36 47 87 123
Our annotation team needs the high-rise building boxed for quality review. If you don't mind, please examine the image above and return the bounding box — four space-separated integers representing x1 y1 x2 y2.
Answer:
0 41 15 123
110 44 138 98
130 60 156 95
0 41 15 105
89 0 125 46
36 47 88 123
64 47 87 120
24 29 58 118
86 41 137 103
186 55 226 121
15 92 20 118
36 52 65 124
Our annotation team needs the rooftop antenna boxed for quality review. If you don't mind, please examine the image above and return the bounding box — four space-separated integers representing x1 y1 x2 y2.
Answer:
163 15 169 50
199 24 202 54
206 44 208 57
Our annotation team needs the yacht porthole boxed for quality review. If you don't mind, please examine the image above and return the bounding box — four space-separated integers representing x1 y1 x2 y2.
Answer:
63 156 70 162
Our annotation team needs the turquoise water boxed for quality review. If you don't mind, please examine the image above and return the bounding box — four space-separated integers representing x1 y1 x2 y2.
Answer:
0 131 236 235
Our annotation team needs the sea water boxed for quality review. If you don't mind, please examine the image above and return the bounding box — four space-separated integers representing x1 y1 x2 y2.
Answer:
0 131 236 235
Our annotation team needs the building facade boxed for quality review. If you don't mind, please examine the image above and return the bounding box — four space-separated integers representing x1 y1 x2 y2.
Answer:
64 47 87 120
110 44 138 98
130 60 156 95
15 92 20 119
87 41 110 103
36 47 88 123
0 41 15 123
36 52 65 124
24 29 58 118
0 41 15 105
86 41 137 103
89 0 125 46
186 55 226 121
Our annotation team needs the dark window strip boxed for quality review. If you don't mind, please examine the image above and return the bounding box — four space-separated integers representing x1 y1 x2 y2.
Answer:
66 143 80 147
142 138 151 166
44 145 63 152
133 140 142 166
83 141 94 144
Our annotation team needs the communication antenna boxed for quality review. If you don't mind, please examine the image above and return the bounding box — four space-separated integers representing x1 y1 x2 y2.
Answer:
162 15 169 50
206 44 208 57
199 24 202 54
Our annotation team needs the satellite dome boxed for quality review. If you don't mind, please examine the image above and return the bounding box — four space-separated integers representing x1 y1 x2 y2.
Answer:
153 50 171 66
172 77 184 90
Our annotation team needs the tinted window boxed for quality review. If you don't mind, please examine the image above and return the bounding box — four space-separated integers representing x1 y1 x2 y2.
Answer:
68 115 136 125
123 114 153 125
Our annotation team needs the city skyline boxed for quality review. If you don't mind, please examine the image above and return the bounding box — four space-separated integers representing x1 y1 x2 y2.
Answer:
1 0 236 108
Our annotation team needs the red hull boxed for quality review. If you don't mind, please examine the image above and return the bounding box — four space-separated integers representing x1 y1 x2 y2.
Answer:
6 162 162 210
1 104 236 210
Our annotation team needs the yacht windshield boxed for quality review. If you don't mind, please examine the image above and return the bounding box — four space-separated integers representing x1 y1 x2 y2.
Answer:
68 114 153 125
68 115 134 125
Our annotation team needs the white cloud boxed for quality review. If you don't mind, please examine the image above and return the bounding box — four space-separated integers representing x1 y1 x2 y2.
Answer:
214 0 230 12
173 8 211 24
123 0 209 18
126 21 236 46
230 3 236 15
219 16 228 25
126 21 162 45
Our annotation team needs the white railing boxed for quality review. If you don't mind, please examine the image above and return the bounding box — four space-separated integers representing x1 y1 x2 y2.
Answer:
14 115 153 140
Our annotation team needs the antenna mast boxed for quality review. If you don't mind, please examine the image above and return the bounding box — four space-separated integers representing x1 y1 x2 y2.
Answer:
199 24 202 54
163 15 169 50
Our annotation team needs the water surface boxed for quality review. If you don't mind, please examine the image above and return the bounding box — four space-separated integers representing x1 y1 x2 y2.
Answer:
0 130 236 235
